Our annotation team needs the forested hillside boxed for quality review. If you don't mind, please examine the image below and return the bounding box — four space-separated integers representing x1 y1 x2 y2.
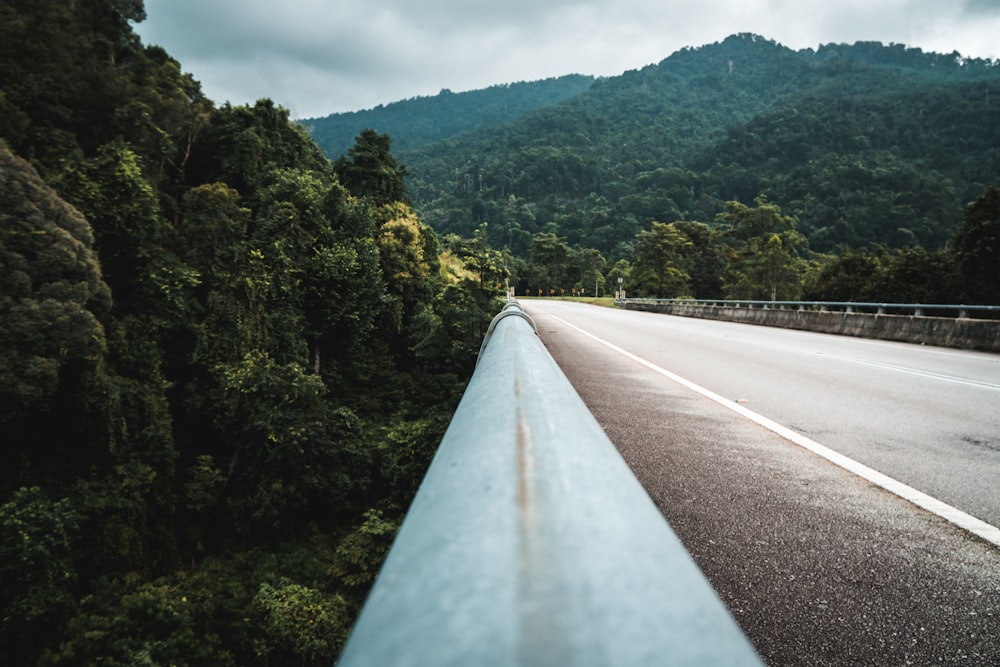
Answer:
300 74 595 159
399 34 1000 257
344 34 996 306
0 3 499 665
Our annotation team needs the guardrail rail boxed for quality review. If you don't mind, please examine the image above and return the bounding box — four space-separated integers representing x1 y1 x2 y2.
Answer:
336 300 763 666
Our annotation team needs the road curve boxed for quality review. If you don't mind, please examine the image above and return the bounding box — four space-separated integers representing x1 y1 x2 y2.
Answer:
524 299 1000 666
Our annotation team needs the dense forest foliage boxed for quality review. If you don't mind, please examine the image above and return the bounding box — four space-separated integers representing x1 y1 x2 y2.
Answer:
301 74 595 159
0 3 500 665
316 34 999 305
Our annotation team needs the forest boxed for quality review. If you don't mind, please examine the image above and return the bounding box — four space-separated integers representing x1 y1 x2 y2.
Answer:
301 74 595 159
0 2 501 665
310 34 1000 306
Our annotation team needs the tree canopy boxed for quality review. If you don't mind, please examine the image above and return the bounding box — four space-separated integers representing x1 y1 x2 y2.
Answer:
308 35 998 305
0 3 502 664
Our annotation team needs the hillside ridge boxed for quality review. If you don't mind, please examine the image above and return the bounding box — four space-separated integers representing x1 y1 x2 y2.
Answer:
301 74 596 158
380 33 1000 255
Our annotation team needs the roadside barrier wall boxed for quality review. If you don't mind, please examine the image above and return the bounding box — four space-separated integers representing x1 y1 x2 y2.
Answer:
624 302 1000 353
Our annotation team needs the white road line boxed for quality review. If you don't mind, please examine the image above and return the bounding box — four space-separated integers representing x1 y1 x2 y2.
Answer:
815 352 1000 391
544 310 1000 549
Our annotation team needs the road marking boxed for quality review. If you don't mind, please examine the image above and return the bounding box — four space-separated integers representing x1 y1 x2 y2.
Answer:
815 352 1000 391
543 310 1000 549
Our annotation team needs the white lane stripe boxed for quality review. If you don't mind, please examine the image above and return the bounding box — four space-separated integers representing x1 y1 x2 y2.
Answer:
816 352 1000 391
544 310 1000 549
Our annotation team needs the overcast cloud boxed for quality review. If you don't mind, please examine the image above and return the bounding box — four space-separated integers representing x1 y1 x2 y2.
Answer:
133 0 1000 119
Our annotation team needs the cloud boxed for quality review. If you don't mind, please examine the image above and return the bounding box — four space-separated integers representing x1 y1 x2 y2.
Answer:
134 0 1000 119
960 0 1000 14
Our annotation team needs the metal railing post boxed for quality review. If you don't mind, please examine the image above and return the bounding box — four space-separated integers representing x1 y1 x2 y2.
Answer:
336 300 763 666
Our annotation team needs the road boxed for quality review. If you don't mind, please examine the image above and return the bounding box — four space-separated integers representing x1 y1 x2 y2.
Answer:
523 299 1000 666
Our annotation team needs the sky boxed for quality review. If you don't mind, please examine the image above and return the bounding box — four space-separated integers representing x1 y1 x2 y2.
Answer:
133 0 1000 120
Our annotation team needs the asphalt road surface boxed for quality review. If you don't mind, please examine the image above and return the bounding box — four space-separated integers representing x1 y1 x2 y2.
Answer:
524 299 1000 666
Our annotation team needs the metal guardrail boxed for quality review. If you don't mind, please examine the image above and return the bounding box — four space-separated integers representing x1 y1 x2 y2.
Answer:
622 298 1000 319
336 300 763 666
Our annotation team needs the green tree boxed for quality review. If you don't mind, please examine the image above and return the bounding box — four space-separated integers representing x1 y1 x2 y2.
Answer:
673 221 726 298
605 259 632 298
574 247 607 296
0 144 110 435
472 222 508 289
215 351 370 535
949 186 1000 305
191 100 330 197
805 247 883 302
375 202 439 334
51 139 172 317
528 232 571 294
719 196 809 300
48 576 233 667
0 150 182 583
631 222 693 298
178 182 250 280
331 509 399 588
0 0 146 167
249 581 351 667
867 246 957 304
334 129 409 206
0 487 80 660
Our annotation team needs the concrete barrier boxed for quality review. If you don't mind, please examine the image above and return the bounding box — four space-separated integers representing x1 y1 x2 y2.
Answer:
624 302 1000 353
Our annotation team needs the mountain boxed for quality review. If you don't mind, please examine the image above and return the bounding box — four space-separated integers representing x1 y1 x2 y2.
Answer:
365 34 1000 257
300 74 595 159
